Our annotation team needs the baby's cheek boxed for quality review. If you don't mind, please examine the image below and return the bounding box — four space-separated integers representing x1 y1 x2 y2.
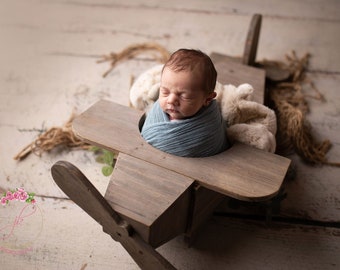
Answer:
185 103 199 113
159 98 167 110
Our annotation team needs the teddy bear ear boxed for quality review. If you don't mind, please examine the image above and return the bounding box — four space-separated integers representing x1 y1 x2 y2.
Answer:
130 64 163 110
236 83 254 100
148 82 160 100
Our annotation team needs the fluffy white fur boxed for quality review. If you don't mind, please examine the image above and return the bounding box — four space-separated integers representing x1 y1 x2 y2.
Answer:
130 65 277 153
130 64 163 111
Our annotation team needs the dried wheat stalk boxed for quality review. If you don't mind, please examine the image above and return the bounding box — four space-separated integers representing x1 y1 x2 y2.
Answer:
14 114 89 161
97 42 170 77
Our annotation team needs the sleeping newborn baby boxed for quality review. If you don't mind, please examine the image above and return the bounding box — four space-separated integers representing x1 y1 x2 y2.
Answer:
141 48 229 157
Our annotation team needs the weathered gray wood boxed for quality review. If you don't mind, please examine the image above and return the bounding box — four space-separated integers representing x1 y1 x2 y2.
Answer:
185 185 225 245
211 52 265 104
160 216 340 270
105 153 194 248
51 161 129 239
242 14 262 66
51 161 176 270
73 100 291 201
1 1 339 269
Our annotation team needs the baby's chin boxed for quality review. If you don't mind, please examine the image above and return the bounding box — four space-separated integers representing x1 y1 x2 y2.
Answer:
167 112 182 120
168 114 181 120
167 111 195 120
164 109 179 119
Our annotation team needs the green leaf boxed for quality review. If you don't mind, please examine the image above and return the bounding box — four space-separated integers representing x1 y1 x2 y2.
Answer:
102 165 113 176
103 151 114 165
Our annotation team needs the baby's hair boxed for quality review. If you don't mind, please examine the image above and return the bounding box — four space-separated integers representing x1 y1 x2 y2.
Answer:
162 49 217 94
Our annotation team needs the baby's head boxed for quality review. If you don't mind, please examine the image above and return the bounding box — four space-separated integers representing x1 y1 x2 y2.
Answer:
159 49 217 120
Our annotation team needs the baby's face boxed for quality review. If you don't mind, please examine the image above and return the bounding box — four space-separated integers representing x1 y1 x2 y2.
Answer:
159 67 213 120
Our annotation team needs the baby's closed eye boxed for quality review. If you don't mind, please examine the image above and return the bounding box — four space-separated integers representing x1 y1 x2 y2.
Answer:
160 88 169 96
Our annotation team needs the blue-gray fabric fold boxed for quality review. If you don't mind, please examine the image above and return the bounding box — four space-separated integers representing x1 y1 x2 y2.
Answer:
141 100 229 157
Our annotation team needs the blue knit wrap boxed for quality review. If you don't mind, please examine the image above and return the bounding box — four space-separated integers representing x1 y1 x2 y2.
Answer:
141 100 229 157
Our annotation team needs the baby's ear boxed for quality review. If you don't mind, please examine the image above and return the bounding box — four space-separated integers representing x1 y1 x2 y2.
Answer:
204 92 217 106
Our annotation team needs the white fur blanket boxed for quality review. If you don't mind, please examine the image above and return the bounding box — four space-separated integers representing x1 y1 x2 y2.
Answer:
130 65 277 153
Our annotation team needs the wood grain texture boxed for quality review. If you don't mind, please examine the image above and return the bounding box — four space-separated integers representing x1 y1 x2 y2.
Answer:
105 153 194 248
159 216 340 270
51 160 176 270
1 0 339 269
185 185 225 245
242 14 262 66
73 100 291 201
211 52 265 104
51 161 130 239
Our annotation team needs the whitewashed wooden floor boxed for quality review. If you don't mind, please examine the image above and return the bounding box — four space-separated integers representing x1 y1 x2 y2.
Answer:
0 0 339 269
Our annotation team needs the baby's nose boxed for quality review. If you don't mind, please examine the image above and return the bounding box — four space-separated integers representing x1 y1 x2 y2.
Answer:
167 93 178 104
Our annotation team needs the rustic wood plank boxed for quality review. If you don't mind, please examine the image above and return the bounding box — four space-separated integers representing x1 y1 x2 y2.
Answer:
51 161 130 238
159 216 340 270
105 153 194 248
211 52 265 104
74 0 338 21
2 0 339 73
185 185 225 245
73 100 291 201
242 14 262 66
216 73 340 223
2 197 338 270
1 1 339 269
51 161 176 270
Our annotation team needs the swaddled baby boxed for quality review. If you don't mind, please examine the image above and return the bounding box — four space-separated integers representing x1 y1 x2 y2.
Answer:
141 49 229 157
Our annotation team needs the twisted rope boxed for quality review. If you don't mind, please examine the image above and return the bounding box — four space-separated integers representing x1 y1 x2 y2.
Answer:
267 51 339 166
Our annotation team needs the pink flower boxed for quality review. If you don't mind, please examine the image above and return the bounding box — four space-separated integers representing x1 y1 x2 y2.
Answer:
1 188 36 206
17 188 25 193
5 191 13 200
1 197 7 205
19 192 28 202
13 191 20 200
